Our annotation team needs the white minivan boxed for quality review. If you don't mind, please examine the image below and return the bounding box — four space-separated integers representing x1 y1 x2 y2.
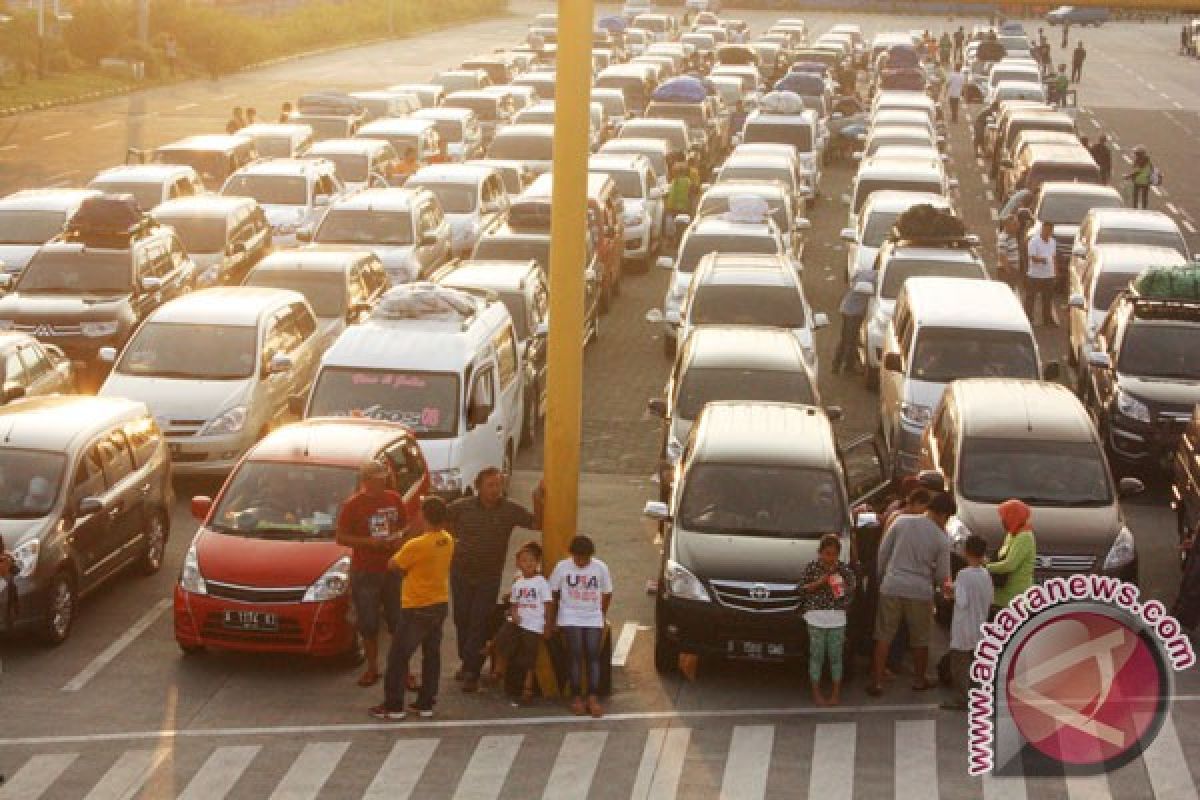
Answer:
879 277 1054 475
303 284 524 495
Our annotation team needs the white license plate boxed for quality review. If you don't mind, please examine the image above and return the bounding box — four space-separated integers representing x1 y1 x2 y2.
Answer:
222 611 278 631
727 640 786 660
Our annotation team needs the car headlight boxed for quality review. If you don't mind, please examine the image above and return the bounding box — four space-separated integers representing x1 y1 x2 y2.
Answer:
180 541 207 594
200 406 248 436
1103 526 1135 571
431 468 463 493
10 538 39 579
199 265 221 286
81 320 119 338
303 555 352 603
664 559 711 602
666 437 683 463
900 402 932 427
1115 389 1151 424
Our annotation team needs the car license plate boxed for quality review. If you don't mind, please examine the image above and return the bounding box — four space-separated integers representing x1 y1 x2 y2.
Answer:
727 640 786 660
222 611 278 631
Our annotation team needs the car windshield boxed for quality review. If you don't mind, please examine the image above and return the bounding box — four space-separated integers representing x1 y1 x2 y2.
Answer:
602 145 666 177
592 95 624 117
446 98 497 120
1038 193 1121 226
88 181 163 212
223 175 307 206
676 367 815 420
117 322 258 379
854 179 942 214
0 210 67 245
621 124 686 151
308 368 459 437
154 150 229 185
862 209 906 246
595 169 644 198
437 74 481 93
473 237 549 269
489 134 553 160
743 123 814 153
18 250 130 293
408 181 477 214
209 461 358 539
649 104 704 127
678 233 779 273
315 210 413 246
1093 271 1137 312
960 438 1112 506
680 464 844 536
0 449 65 518
699 195 788 232
910 328 1038 383
1117 322 1200 380
244 270 345 318
515 110 555 125
318 153 369 183
718 165 794 190
1095 228 1188 256
155 215 227 254
427 119 465 143
691 285 806 328
880 258 984 298
254 136 297 158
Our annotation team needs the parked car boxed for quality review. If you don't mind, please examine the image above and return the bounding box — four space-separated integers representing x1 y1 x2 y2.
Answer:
237 123 315 159
88 165 206 212
221 158 346 247
151 134 257 190
406 164 511 258
589 152 665 271
0 189 100 278
150 195 271 288
1047 6 1109 25
305 138 402 193
0 332 75 402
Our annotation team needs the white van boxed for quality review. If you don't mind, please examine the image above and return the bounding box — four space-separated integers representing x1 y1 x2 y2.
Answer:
303 284 524 495
879 278 1053 475
844 157 957 229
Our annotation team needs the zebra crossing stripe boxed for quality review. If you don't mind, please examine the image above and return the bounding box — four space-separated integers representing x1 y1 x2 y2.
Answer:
1142 716 1198 800
809 722 856 800
542 731 608 800
452 734 523 800
268 741 350 800
982 772 1028 800
0 753 78 800
362 738 439 800
895 719 938 800
630 727 691 800
177 745 260 800
719 725 774 800
1065 773 1112 800
83 748 170 800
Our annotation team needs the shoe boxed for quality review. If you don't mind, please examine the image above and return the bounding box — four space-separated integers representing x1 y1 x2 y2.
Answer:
462 676 480 693
408 702 435 718
368 704 406 720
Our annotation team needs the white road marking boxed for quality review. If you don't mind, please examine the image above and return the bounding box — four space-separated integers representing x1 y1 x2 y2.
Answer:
83 748 170 800
1166 202 1180 215
268 741 350 800
611 621 639 666
62 598 171 691
177 745 260 800
41 131 70 141
630 728 691 800
1065 772 1112 800
452 734 523 800
1183 219 1197 234
362 738 438 800
0 144 16 152
984 189 994 202
1174 100 1184 109
174 102 198 111
91 120 119 130
1146 82 1157 90
981 175 990 185
1143 716 1198 800
895 720 937 800
1153 187 1164 197
542 731 607 800
989 208 999 221
983 773 1028 800
0 753 78 800
719 724 773 800
808 722 855 800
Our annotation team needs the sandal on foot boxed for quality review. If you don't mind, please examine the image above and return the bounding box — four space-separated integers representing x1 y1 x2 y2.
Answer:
356 671 380 687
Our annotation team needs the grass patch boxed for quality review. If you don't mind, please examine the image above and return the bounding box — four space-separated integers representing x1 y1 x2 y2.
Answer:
0 70 139 109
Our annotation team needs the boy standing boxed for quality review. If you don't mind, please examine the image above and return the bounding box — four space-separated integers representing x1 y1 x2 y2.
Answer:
503 542 553 705
942 535 993 711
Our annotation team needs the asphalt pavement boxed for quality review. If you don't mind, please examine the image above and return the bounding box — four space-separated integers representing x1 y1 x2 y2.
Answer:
0 6 1198 799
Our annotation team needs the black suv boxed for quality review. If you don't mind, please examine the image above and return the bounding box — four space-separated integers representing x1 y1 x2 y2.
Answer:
1172 406 1200 562
0 224 196 388
1081 281 1200 471
0 396 174 644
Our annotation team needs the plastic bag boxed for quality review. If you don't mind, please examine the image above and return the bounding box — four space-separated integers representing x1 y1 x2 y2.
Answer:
371 283 481 322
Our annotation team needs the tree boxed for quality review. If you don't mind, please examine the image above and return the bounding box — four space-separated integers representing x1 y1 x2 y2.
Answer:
64 0 130 66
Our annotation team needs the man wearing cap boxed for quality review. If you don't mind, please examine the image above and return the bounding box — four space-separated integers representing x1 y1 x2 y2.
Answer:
337 461 409 688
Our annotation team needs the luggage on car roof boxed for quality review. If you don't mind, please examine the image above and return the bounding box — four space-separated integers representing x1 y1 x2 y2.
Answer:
758 90 806 114
1132 266 1200 303
371 282 482 322
652 76 709 103
890 204 967 244
716 44 757 65
297 92 364 117
64 193 152 246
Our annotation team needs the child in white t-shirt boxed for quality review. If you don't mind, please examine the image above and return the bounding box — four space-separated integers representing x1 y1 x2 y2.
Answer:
502 541 552 704
549 535 613 718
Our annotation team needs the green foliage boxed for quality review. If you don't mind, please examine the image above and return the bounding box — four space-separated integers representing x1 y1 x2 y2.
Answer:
63 0 131 66
0 12 41 81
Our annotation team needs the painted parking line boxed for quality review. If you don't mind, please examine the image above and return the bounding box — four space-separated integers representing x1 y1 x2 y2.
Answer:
61 598 171 692
175 102 198 111
1173 100 1184 109
91 120 119 130
611 621 639 667
0 144 16 152
1183 219 1197 234
41 131 71 141
1166 202 1180 215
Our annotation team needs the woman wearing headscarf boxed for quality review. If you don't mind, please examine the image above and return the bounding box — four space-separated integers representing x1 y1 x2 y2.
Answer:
986 499 1037 616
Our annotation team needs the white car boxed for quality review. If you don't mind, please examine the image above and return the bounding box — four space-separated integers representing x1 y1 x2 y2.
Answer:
305 138 400 193
88 164 206 212
738 109 825 196
413 108 485 162
407 164 510 258
839 190 950 283
588 153 664 268
0 188 99 278
221 158 346 247
488 124 555 177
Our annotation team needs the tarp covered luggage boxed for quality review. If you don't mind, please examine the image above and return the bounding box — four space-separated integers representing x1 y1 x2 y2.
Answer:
296 92 364 117
64 193 149 245
759 90 806 114
716 44 757 65
651 76 708 103
890 204 966 243
1133 265 1200 302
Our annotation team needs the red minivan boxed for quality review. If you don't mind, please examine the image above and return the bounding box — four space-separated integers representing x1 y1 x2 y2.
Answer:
174 417 429 658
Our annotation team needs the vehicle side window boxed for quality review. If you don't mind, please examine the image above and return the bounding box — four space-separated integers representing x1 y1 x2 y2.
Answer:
2 350 24 386
167 236 188 274
17 344 51 383
291 302 317 340
470 365 495 411
494 327 518 389
936 409 958 483
71 445 107 506
347 267 369 306
533 280 548 322
124 416 162 468
98 432 135 486
1081 253 1097 296
384 438 427 495
175 177 195 198
1099 309 1121 353
362 258 388 294
263 313 291 358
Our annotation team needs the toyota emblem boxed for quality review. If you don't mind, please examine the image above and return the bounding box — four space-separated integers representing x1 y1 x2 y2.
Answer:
749 584 770 601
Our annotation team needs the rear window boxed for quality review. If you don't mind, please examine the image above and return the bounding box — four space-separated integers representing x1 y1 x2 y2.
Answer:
1094 227 1187 256
676 366 815 420
473 236 550 269
881 257 985 298
489 134 553 161
854 178 942 214
743 121 813 152
909 327 1038 383
1036 191 1121 226
690 285 806 328
677 232 780 273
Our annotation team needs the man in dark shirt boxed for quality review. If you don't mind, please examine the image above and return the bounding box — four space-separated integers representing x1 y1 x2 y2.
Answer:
1090 134 1113 184
337 461 408 688
449 466 545 692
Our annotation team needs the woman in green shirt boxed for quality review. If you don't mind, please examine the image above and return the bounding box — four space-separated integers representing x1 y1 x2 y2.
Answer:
987 498 1037 612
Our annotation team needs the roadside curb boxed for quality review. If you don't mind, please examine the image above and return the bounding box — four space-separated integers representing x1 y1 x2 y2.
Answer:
0 10 511 119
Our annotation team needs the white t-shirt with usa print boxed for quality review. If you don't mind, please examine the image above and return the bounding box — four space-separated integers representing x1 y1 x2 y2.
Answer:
511 574 552 634
549 558 613 628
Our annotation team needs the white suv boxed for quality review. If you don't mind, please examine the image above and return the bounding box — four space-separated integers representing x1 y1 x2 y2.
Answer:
588 153 664 270
221 158 346 247
407 164 511 258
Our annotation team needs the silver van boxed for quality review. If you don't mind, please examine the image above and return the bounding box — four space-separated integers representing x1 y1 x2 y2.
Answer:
151 195 271 287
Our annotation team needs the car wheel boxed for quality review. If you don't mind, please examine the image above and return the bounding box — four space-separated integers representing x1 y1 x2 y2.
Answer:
38 572 76 646
654 624 679 674
139 511 168 576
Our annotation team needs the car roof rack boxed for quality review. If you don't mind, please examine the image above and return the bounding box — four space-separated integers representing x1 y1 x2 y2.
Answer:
370 282 485 330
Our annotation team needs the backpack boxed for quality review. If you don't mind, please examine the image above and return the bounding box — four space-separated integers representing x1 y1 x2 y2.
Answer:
1150 166 1164 186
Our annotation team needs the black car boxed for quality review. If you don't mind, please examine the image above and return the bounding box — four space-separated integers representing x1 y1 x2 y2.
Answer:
1080 275 1200 472
0 224 196 389
0 396 173 644
1172 407 1200 563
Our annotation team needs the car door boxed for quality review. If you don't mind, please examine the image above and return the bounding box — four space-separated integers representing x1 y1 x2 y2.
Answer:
262 308 301 427
65 442 112 586
99 429 146 567
464 362 505 478
493 326 524 448
0 347 26 404
17 342 64 396
527 277 549 391
286 302 320 403
162 235 194 297
130 243 165 325
879 307 910 449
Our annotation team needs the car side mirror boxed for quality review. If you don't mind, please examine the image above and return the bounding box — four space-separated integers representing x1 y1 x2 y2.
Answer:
191 495 213 522
882 351 903 373
1086 351 1112 370
947 178 960 190
78 496 104 516
534 320 549 338
643 500 670 521
1042 361 1061 382
656 256 674 271
647 397 667 417
1068 293 1086 309
140 275 163 293
794 218 811 232
1118 477 1145 497
840 227 856 243
287 394 306 416
98 346 117 363
825 405 843 421
813 312 830 329
265 352 293 376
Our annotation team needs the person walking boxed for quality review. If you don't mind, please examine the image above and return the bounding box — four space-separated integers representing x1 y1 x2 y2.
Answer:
942 534 992 711
1026 220 1059 326
938 33 952 66
996 214 1022 288
801 534 856 706
225 107 246 134
549 535 612 718
867 492 954 697
370 496 455 720
1061 23 1070 49
664 163 693 250
1126 145 1155 209
500 541 552 705
944 64 965 123
1091 134 1113 184
1052 64 1070 107
278 102 293 123
448 468 544 693
986 499 1037 616
1072 42 1087 82
336 461 406 688
833 269 874 375
953 26 965 61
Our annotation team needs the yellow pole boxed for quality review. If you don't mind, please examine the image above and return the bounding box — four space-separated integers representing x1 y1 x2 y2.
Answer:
536 0 592 699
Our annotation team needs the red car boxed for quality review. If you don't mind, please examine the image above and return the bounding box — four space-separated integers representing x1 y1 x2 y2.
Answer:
174 417 429 658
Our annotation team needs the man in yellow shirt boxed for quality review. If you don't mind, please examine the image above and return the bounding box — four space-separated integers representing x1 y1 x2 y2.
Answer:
370 496 454 720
